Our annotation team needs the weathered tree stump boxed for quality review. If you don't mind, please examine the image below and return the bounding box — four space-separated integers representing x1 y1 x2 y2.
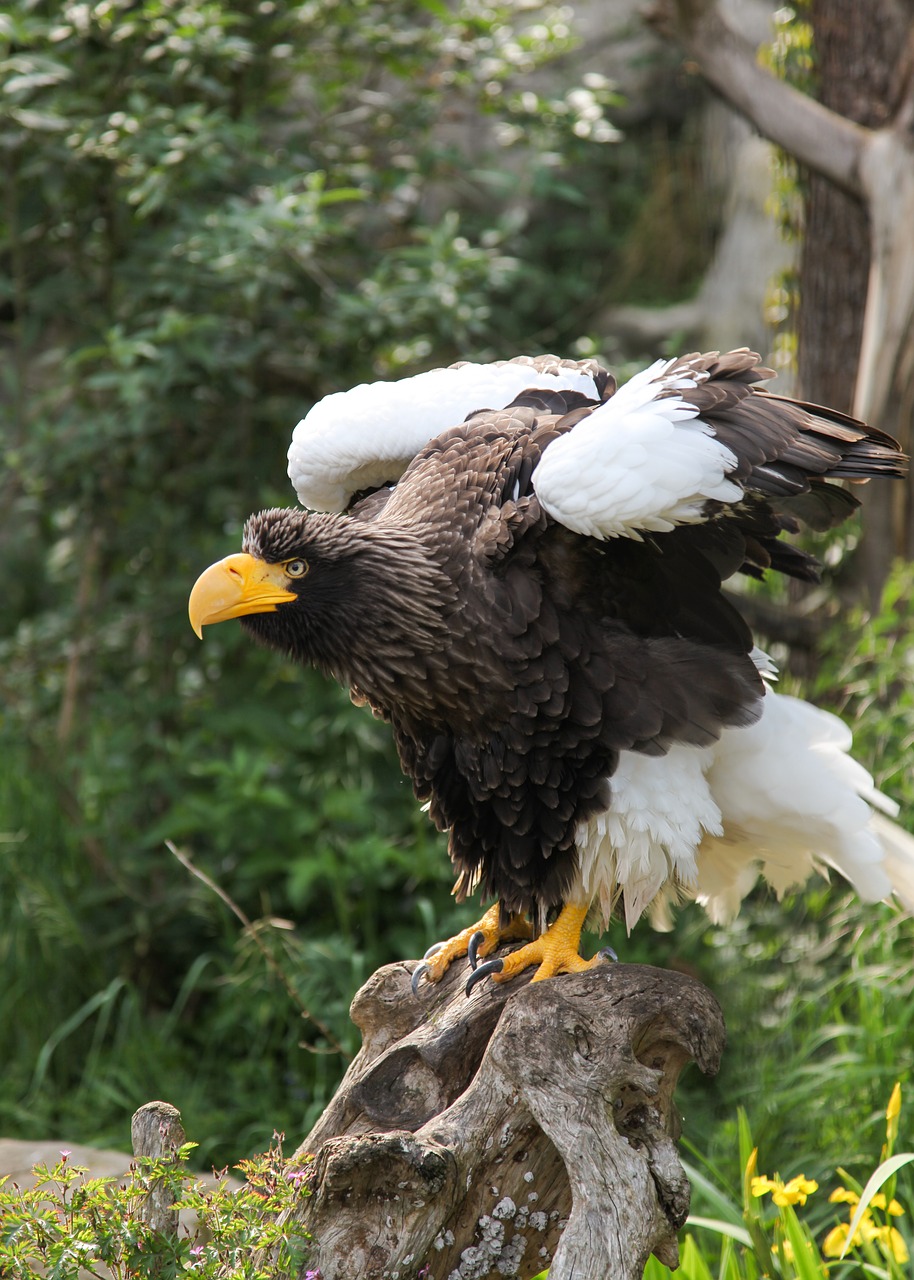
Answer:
131 1100 186 1255
289 954 725 1280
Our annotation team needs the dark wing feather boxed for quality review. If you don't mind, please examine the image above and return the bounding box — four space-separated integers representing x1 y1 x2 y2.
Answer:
667 351 906 512
269 349 905 920
377 404 764 917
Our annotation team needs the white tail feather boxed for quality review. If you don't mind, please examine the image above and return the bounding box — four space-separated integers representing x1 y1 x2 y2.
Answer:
574 689 907 931
870 811 914 911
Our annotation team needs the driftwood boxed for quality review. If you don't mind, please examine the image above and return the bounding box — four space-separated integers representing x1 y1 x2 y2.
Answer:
288 954 726 1280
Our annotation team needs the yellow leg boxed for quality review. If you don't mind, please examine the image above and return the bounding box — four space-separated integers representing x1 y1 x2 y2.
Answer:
412 904 533 992
482 902 603 986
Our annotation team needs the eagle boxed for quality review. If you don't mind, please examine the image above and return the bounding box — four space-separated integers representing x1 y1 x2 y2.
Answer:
188 349 914 993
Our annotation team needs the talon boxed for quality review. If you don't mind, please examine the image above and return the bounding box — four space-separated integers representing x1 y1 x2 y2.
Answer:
465 957 504 995
411 962 430 996
466 903 601 985
599 945 618 963
410 905 532 988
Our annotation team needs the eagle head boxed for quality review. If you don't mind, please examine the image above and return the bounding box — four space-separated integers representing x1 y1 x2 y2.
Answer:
187 508 318 639
187 506 429 681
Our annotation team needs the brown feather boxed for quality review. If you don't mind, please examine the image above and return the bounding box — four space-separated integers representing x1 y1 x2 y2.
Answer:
237 350 907 922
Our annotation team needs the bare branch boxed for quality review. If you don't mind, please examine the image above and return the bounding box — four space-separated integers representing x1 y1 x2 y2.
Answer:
647 0 870 197
166 840 346 1057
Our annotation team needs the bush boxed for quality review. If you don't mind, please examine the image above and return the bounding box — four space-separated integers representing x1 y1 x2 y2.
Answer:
0 1137 312 1279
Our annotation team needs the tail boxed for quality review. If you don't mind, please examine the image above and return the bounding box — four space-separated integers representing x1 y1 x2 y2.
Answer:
871 811 914 911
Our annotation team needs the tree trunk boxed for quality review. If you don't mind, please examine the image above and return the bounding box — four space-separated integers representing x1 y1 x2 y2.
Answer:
797 0 902 410
285 956 725 1280
647 0 914 600
797 1 911 600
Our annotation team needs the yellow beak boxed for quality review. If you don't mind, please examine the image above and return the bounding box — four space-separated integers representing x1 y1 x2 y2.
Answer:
188 553 299 638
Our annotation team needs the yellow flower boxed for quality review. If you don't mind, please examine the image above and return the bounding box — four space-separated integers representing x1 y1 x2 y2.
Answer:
825 1213 876 1256
823 1205 910 1264
829 1187 858 1206
866 1192 905 1216
782 1175 818 1205
886 1081 902 1147
879 1225 910 1263
823 1223 849 1257
858 1215 880 1245
751 1175 779 1198
751 1173 818 1206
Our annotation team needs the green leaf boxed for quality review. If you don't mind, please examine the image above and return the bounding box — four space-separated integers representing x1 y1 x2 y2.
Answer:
780 1203 825 1280
682 1161 745 1228
7 106 68 129
680 1233 717 1280
685 1217 753 1249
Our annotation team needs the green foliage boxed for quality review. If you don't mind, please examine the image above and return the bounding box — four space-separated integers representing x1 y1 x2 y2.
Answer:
643 1087 913 1279
754 3 812 378
690 895 914 1183
760 3 815 95
0 0 631 1164
0 1139 313 1279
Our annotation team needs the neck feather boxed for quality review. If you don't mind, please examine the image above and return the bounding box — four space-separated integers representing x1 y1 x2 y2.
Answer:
244 512 455 709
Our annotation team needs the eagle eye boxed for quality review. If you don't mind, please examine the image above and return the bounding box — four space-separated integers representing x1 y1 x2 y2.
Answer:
285 558 308 578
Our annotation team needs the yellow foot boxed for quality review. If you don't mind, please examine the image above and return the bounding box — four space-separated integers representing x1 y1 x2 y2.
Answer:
466 903 611 995
411 904 533 994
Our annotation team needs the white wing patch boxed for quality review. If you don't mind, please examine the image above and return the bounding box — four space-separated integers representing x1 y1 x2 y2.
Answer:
287 361 599 511
695 692 894 921
574 689 900 934
532 358 742 540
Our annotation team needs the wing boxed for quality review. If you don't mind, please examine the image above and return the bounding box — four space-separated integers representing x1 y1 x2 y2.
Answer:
375 393 767 749
531 348 906 543
286 355 609 512
371 406 769 918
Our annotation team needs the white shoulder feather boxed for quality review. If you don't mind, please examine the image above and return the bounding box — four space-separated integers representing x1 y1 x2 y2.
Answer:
531 358 743 540
287 361 599 511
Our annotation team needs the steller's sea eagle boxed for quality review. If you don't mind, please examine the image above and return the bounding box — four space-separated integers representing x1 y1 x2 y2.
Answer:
188 350 914 992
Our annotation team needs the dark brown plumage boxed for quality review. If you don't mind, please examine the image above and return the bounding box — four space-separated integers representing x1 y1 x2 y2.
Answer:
189 349 910 983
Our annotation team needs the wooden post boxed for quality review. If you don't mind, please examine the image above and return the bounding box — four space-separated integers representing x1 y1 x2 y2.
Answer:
287 957 726 1279
131 1100 186 1245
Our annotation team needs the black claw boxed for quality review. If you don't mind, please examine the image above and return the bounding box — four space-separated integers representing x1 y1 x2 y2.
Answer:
599 945 618 963
467 930 486 971
411 962 430 996
465 957 504 996
423 941 445 960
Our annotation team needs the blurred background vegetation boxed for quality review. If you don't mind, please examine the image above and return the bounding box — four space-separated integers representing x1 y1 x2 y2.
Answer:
1 0 912 1252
